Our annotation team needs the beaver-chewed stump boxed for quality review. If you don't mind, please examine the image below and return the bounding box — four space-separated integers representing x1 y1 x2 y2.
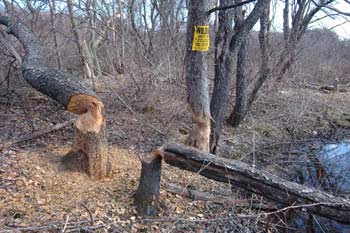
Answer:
135 155 162 216
0 16 110 179
135 144 350 223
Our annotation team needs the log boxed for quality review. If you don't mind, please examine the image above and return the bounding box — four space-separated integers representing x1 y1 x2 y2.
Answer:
156 143 350 224
0 16 110 179
135 156 162 216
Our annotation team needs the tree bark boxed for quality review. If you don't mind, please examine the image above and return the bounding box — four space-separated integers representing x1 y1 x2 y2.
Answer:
245 0 271 112
66 0 95 89
227 1 248 127
49 0 62 69
0 16 110 180
135 156 162 216
210 0 269 153
210 0 234 153
275 0 335 82
184 0 211 152
227 40 247 127
157 143 350 224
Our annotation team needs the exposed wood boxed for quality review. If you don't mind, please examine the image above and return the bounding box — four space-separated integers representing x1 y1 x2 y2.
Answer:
0 16 98 108
184 0 211 152
185 116 210 152
156 143 350 224
71 120 109 180
0 119 74 151
0 16 110 179
135 156 162 216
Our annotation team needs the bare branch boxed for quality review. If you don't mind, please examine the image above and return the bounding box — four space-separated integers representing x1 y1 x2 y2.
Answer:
206 0 257 16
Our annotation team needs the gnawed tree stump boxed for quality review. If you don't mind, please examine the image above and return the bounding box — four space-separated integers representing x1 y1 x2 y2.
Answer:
135 143 350 223
0 16 110 179
135 156 162 216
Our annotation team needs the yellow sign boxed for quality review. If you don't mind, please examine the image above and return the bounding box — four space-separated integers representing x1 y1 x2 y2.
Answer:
192 26 210 51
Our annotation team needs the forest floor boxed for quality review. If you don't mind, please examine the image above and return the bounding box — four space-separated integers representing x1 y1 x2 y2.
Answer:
1 75 350 232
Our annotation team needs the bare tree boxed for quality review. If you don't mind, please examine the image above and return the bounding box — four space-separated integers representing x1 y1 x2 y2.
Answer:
49 0 61 69
227 0 248 127
66 0 95 88
210 0 270 153
0 16 110 179
227 0 271 126
184 0 211 152
275 0 336 82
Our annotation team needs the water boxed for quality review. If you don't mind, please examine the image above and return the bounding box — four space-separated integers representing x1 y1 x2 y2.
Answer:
289 140 350 233
319 141 350 193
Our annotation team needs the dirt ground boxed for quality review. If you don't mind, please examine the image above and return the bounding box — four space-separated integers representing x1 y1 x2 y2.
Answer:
1 76 350 232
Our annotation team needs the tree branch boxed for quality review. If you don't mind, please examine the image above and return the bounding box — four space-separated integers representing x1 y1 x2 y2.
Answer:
206 0 257 16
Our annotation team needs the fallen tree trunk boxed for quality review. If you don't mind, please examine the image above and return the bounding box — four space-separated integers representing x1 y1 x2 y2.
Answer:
0 16 110 179
136 143 350 223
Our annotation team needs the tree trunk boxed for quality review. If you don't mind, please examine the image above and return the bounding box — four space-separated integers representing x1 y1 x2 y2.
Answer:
244 0 271 114
135 156 162 216
210 0 269 153
49 0 62 69
227 2 248 127
210 0 234 154
66 0 95 88
274 0 332 83
227 40 247 127
184 0 211 152
0 16 110 180
157 143 350 224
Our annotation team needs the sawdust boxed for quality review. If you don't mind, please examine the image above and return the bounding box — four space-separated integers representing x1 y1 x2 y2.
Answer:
0 144 233 232
0 146 140 225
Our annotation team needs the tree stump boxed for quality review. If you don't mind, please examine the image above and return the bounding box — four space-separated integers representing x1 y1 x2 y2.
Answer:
68 95 110 179
0 16 110 179
135 156 162 216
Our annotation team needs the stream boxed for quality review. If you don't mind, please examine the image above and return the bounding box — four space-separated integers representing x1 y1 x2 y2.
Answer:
288 140 350 232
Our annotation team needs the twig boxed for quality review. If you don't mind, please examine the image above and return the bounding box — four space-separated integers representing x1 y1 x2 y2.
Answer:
1 222 61 232
237 202 345 219
143 215 259 223
165 183 242 204
101 79 165 136
0 221 105 233
144 202 345 225
206 0 257 16
311 214 326 233
164 183 276 211
80 202 94 226
0 119 75 151
61 215 69 233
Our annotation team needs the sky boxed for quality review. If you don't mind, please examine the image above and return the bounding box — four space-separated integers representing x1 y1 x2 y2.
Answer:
272 0 350 39
0 0 349 39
